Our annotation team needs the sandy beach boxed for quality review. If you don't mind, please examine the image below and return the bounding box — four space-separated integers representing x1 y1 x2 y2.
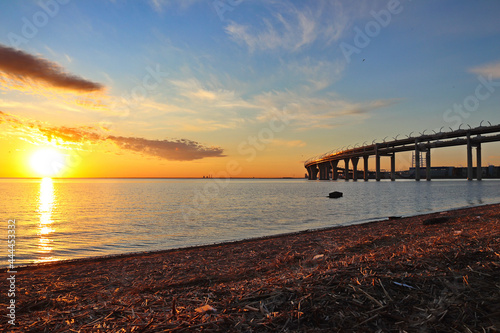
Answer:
2 203 499 332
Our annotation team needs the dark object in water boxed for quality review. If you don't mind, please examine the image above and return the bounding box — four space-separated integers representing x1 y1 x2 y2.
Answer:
329 191 343 199
423 216 450 225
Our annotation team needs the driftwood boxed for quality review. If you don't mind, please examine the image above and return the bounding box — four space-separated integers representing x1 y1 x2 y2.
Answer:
1 204 499 332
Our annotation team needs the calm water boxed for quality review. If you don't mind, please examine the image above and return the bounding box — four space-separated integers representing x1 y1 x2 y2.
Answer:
1 178 499 266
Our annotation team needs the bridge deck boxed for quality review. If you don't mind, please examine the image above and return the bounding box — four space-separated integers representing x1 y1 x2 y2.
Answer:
305 124 500 181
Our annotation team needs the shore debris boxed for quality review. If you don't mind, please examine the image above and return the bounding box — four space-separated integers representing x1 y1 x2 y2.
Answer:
312 254 325 260
392 281 417 290
195 304 217 314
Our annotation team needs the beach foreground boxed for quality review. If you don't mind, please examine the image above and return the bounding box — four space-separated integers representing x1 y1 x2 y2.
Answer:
2 204 500 332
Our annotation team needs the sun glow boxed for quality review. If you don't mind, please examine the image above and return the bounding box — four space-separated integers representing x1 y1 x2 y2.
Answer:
30 148 65 177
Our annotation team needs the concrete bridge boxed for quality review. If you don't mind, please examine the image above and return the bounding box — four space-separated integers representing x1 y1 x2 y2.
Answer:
304 123 500 181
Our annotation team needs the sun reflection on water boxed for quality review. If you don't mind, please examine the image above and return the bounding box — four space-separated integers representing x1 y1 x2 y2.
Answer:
37 177 57 263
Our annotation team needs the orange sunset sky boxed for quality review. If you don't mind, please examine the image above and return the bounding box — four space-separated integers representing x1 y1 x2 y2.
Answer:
1 1 500 178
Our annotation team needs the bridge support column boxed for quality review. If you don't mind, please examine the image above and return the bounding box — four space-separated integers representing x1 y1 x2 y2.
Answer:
363 156 369 181
477 143 482 181
426 149 431 181
390 154 396 181
415 141 421 181
319 163 330 180
331 161 339 180
344 158 350 181
467 134 473 181
375 145 381 181
352 157 359 181
307 166 318 180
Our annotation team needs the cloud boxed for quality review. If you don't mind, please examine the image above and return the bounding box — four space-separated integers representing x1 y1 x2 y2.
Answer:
0 44 104 93
155 77 257 131
272 139 307 148
149 0 202 12
153 68 395 132
170 78 255 108
225 15 315 53
0 111 224 161
253 90 400 130
286 58 346 91
224 1 350 52
108 136 224 161
469 61 500 79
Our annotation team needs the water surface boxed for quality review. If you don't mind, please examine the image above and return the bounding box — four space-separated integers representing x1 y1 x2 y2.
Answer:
1 178 499 266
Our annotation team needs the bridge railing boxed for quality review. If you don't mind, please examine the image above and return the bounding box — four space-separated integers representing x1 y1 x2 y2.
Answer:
304 123 500 168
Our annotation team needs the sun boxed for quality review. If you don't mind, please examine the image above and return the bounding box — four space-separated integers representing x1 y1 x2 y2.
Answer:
30 148 66 177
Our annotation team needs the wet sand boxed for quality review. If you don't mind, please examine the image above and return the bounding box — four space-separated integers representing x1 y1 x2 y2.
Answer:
1 203 499 332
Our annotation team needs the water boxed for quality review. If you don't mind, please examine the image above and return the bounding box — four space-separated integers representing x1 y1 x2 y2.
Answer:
0 178 499 266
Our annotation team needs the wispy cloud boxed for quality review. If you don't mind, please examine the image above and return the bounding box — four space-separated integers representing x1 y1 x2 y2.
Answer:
272 139 306 148
0 111 225 161
152 77 257 131
286 58 346 91
224 1 350 52
253 90 400 130
469 61 500 79
0 44 104 93
138 68 394 133
170 78 256 109
149 0 202 13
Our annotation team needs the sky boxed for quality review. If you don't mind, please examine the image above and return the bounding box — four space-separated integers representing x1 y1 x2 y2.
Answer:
0 0 499 178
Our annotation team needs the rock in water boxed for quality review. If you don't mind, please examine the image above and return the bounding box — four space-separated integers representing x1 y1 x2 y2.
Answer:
329 191 343 199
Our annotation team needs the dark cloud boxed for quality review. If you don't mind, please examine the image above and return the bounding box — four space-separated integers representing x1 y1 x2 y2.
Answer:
0 44 104 92
108 136 225 161
0 111 225 161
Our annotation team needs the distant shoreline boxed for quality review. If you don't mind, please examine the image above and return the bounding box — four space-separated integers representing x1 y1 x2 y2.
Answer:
0 177 308 180
2 177 500 180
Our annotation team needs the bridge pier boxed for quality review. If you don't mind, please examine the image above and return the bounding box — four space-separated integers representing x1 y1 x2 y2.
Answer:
426 148 431 181
375 155 381 181
331 160 339 180
363 156 369 181
344 158 350 181
390 154 396 181
319 163 330 180
307 166 318 180
467 134 473 181
477 143 482 181
352 157 359 181
375 145 381 181
415 141 421 181
466 137 483 181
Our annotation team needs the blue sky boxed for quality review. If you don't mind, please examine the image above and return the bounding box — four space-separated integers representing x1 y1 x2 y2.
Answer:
0 0 500 177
